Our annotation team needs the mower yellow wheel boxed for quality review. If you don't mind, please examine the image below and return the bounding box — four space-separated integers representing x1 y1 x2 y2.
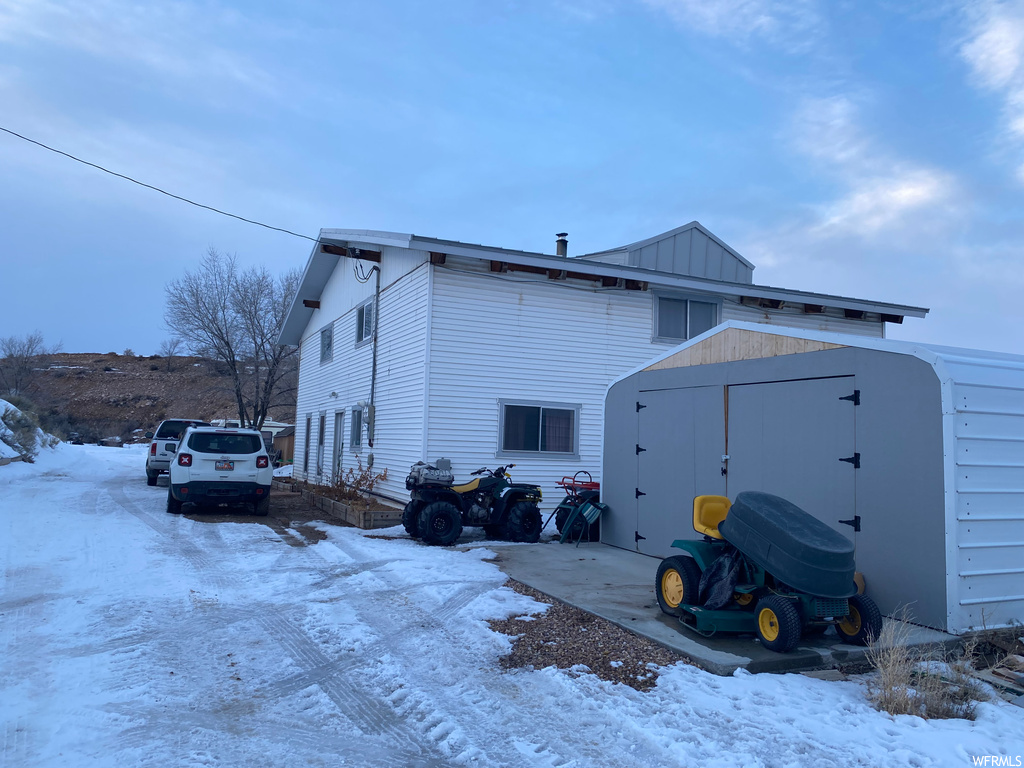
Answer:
838 605 862 637
758 607 781 642
661 571 684 609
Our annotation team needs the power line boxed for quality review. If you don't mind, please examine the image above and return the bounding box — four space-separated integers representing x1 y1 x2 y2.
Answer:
0 124 317 242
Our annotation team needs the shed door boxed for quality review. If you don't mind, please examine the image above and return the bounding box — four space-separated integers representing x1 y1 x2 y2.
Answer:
726 376 859 540
636 386 726 557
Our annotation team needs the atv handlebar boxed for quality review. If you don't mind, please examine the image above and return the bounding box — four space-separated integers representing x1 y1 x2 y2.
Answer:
471 464 516 478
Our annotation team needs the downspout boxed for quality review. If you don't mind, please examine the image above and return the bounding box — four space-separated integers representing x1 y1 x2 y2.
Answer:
368 265 381 447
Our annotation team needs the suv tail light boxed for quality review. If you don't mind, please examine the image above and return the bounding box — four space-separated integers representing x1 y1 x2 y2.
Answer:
177 453 193 467
150 442 157 456
256 456 269 469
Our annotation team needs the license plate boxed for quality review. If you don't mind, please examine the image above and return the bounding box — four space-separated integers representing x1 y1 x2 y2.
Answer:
215 460 234 471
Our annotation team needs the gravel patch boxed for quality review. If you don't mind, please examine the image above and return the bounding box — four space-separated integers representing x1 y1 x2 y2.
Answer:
489 579 691 691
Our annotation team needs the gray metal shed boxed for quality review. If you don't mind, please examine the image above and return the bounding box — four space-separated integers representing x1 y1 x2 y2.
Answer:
602 321 1024 634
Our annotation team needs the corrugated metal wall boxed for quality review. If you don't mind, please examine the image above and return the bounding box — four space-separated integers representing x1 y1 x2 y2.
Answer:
948 353 1024 631
631 227 753 283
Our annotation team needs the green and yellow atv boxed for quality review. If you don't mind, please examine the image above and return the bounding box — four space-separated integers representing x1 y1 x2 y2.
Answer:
655 491 883 653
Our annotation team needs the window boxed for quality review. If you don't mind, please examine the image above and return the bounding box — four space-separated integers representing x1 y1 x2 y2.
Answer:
303 414 312 473
499 401 579 456
188 433 262 454
350 407 363 449
320 324 333 364
654 296 719 342
356 300 375 345
316 411 326 475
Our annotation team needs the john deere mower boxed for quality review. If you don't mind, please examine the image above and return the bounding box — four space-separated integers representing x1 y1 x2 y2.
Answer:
655 491 883 653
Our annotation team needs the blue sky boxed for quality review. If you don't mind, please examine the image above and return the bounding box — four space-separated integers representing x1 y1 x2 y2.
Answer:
1 0 1022 354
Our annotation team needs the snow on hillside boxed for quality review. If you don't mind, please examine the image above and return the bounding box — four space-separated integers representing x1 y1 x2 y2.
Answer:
1 445 1023 766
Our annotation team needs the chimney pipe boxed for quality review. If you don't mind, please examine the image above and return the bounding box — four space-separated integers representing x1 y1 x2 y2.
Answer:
556 232 568 257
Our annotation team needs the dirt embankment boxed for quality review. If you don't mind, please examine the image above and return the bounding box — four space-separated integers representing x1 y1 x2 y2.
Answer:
30 352 296 442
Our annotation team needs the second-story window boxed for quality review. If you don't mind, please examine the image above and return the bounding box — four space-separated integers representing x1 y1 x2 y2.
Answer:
320 325 333 364
356 300 375 345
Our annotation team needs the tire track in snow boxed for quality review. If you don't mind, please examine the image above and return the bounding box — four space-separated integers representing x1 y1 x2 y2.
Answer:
0 718 30 768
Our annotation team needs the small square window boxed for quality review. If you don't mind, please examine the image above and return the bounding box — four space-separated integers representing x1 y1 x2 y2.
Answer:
320 325 333 364
356 301 375 344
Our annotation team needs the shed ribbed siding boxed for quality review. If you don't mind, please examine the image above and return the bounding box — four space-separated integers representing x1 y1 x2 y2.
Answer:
425 266 670 506
948 352 1024 631
293 258 430 498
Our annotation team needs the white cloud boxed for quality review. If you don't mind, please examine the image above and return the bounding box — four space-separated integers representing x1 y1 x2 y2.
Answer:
789 96 956 240
0 0 279 98
640 0 822 46
960 1 1024 174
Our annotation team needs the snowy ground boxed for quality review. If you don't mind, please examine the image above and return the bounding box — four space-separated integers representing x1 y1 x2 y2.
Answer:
2 445 1023 767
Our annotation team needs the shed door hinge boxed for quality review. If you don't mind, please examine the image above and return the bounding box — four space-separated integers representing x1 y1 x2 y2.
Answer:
636 444 646 455
636 401 646 413
635 488 646 499
839 453 861 469
635 531 647 543
839 515 861 532
839 390 861 406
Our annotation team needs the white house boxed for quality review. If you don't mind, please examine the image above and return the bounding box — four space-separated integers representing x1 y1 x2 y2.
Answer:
278 223 927 508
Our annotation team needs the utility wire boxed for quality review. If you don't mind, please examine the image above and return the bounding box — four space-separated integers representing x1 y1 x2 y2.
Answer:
0 125 317 242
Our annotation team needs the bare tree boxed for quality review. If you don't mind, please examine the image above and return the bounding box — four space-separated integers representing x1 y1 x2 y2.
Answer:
0 331 61 395
164 248 299 430
158 338 183 372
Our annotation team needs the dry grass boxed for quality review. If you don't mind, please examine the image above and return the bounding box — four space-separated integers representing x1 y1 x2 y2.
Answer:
866 608 988 721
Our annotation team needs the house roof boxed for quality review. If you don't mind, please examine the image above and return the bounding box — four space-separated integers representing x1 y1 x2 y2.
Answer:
279 226 929 346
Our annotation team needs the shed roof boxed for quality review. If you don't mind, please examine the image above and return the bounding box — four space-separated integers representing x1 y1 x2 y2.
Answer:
614 320 1024 385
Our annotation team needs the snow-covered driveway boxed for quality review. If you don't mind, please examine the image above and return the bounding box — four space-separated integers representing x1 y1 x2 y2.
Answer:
2 445 1023 767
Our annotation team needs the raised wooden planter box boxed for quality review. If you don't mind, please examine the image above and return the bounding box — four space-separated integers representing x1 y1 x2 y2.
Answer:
272 480 401 529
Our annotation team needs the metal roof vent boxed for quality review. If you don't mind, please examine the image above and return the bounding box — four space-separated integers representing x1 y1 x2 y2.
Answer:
556 232 568 257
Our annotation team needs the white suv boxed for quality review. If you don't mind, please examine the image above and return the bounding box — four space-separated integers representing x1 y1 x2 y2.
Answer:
146 419 211 485
166 426 274 516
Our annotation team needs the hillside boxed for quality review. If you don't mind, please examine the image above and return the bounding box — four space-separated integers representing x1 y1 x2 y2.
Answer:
26 352 296 443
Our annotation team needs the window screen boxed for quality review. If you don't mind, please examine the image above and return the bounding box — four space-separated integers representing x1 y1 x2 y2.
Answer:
689 301 716 337
656 297 718 341
657 298 687 340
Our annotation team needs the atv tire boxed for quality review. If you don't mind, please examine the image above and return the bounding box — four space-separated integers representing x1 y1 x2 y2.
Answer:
505 501 542 543
403 501 424 539
418 501 462 546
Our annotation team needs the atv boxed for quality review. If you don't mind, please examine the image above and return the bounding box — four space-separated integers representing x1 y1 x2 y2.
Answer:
655 491 883 653
404 460 543 546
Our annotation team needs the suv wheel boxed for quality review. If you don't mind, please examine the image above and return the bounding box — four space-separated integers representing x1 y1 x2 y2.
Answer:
166 490 183 515
254 496 270 517
146 470 158 487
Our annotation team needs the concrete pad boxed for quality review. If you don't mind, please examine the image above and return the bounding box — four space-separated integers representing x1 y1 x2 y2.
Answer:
493 539 958 676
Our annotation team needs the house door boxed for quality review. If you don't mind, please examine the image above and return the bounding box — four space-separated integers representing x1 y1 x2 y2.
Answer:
725 376 859 542
332 411 345 481
635 386 726 557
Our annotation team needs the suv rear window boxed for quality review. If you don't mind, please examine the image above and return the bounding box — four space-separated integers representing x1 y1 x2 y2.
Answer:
156 420 210 439
188 433 263 454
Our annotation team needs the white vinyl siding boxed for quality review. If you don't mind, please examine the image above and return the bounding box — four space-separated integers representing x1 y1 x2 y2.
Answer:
721 298 886 338
426 264 675 503
293 252 430 496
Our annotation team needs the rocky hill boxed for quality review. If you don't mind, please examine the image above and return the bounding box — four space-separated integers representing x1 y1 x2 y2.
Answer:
25 352 296 443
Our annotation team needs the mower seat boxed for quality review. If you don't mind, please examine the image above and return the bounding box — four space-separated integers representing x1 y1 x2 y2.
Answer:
452 478 481 494
693 495 731 540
